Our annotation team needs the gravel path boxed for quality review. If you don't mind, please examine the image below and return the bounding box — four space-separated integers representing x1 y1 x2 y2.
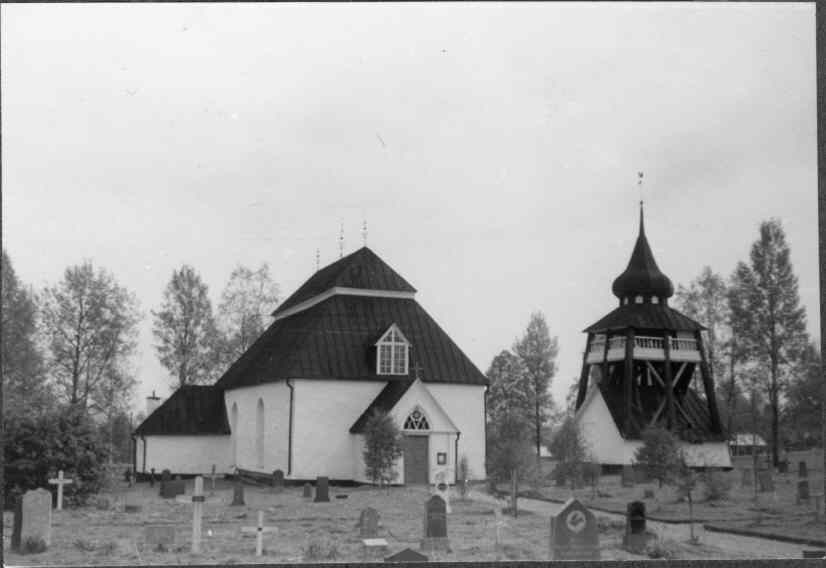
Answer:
469 490 806 559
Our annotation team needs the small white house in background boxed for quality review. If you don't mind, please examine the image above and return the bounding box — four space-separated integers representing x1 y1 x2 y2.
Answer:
133 246 488 484
729 433 768 457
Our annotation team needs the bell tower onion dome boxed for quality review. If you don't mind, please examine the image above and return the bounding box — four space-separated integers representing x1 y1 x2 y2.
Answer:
611 202 674 304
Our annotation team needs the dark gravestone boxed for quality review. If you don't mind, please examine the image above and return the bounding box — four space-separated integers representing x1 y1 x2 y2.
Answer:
741 468 753 487
621 465 634 487
799 461 808 478
314 476 330 502
161 469 172 482
421 495 450 552
149 468 156 488
797 479 810 503
174 474 181 481
359 507 380 538
303 483 312 499
778 461 788 474
160 479 185 499
549 498 600 560
272 469 284 492
11 496 22 551
623 501 652 552
231 480 245 506
385 548 429 562
386 547 429 562
757 471 774 493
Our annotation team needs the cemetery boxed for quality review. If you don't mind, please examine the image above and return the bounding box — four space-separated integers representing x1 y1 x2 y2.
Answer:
3 465 817 565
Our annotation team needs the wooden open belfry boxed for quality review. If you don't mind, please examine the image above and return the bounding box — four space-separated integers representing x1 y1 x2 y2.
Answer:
574 203 726 463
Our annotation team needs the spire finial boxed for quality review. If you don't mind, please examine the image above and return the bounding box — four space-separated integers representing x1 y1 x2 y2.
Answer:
637 172 645 234
361 220 368 247
338 221 344 259
315 248 320 272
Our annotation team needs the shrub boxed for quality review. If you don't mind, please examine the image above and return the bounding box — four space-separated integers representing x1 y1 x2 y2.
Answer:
701 471 732 502
634 427 680 488
548 417 587 489
362 410 403 486
302 537 338 561
645 539 677 560
20 536 47 554
3 404 109 508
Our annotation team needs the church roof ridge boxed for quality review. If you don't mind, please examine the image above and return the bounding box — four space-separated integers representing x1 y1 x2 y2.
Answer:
611 202 674 300
272 246 417 317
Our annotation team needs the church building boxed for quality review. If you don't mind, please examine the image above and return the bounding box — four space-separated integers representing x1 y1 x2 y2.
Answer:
133 247 488 484
572 205 732 468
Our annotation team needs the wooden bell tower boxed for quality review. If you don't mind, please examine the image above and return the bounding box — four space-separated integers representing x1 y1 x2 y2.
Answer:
574 203 723 445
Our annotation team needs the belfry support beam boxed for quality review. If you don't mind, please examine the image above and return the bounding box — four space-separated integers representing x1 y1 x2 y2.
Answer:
663 332 675 429
575 333 593 410
695 330 723 435
624 328 634 436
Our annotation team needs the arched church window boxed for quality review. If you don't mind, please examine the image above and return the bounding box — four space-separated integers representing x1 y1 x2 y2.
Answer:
652 296 660 304
376 324 410 375
256 398 265 469
404 408 430 430
623 297 629 305
635 295 644 304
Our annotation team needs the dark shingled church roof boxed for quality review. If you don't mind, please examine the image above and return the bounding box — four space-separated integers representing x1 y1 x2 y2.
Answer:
583 303 705 333
611 204 675 301
134 385 230 436
349 379 415 433
273 247 416 316
216 294 488 389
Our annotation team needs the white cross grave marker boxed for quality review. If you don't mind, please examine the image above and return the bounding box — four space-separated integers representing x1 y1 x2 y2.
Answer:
176 476 222 554
493 507 508 550
48 470 73 511
242 510 277 557
208 465 218 494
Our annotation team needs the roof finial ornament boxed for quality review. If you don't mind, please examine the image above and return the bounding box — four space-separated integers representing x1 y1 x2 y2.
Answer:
637 171 645 233
338 221 344 259
315 248 320 272
361 220 368 247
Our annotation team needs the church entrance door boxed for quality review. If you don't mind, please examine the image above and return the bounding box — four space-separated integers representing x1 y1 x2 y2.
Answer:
403 435 429 484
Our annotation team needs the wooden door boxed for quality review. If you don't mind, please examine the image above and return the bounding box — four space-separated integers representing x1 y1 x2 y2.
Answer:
403 435 429 484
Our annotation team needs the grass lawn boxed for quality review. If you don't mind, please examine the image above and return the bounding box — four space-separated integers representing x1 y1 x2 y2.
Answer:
2 478 751 564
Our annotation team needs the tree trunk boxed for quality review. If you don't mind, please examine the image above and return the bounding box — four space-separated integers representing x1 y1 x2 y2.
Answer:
511 468 518 518
770 355 780 469
535 390 541 471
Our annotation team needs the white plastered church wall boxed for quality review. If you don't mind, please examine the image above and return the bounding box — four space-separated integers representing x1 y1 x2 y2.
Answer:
223 382 290 474
292 379 385 480
425 384 487 481
138 435 232 475
576 386 732 467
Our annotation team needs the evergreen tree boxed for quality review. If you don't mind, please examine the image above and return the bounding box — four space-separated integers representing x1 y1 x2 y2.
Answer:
1 250 49 416
728 219 808 467
512 312 558 466
634 426 681 488
548 416 587 489
153 265 219 387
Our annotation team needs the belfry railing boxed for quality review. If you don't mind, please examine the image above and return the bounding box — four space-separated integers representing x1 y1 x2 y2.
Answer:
585 335 700 363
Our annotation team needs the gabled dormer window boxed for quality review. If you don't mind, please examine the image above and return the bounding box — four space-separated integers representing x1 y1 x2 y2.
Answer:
376 324 409 375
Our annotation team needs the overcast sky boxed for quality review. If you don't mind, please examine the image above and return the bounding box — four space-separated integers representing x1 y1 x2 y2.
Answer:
2 3 818 415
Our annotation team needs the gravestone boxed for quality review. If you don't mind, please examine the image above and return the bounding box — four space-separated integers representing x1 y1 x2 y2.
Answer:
643 489 655 499
161 469 172 482
48 470 74 511
757 470 774 493
621 465 634 487
303 482 312 499
272 469 284 493
741 468 753 487
385 548 429 562
359 507 380 538
149 468 156 488
20 488 52 548
314 476 330 502
623 501 652 552
549 498 600 560
797 479 810 504
231 480 246 506
778 461 788 474
432 469 451 513
421 495 450 552
798 461 808 478
144 525 175 551
160 479 185 498
176 476 222 554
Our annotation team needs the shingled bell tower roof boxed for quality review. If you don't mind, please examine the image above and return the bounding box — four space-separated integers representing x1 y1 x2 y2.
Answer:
611 203 674 302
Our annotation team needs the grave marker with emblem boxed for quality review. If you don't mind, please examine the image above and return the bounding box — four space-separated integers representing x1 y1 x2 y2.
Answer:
432 469 451 513
549 498 600 560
